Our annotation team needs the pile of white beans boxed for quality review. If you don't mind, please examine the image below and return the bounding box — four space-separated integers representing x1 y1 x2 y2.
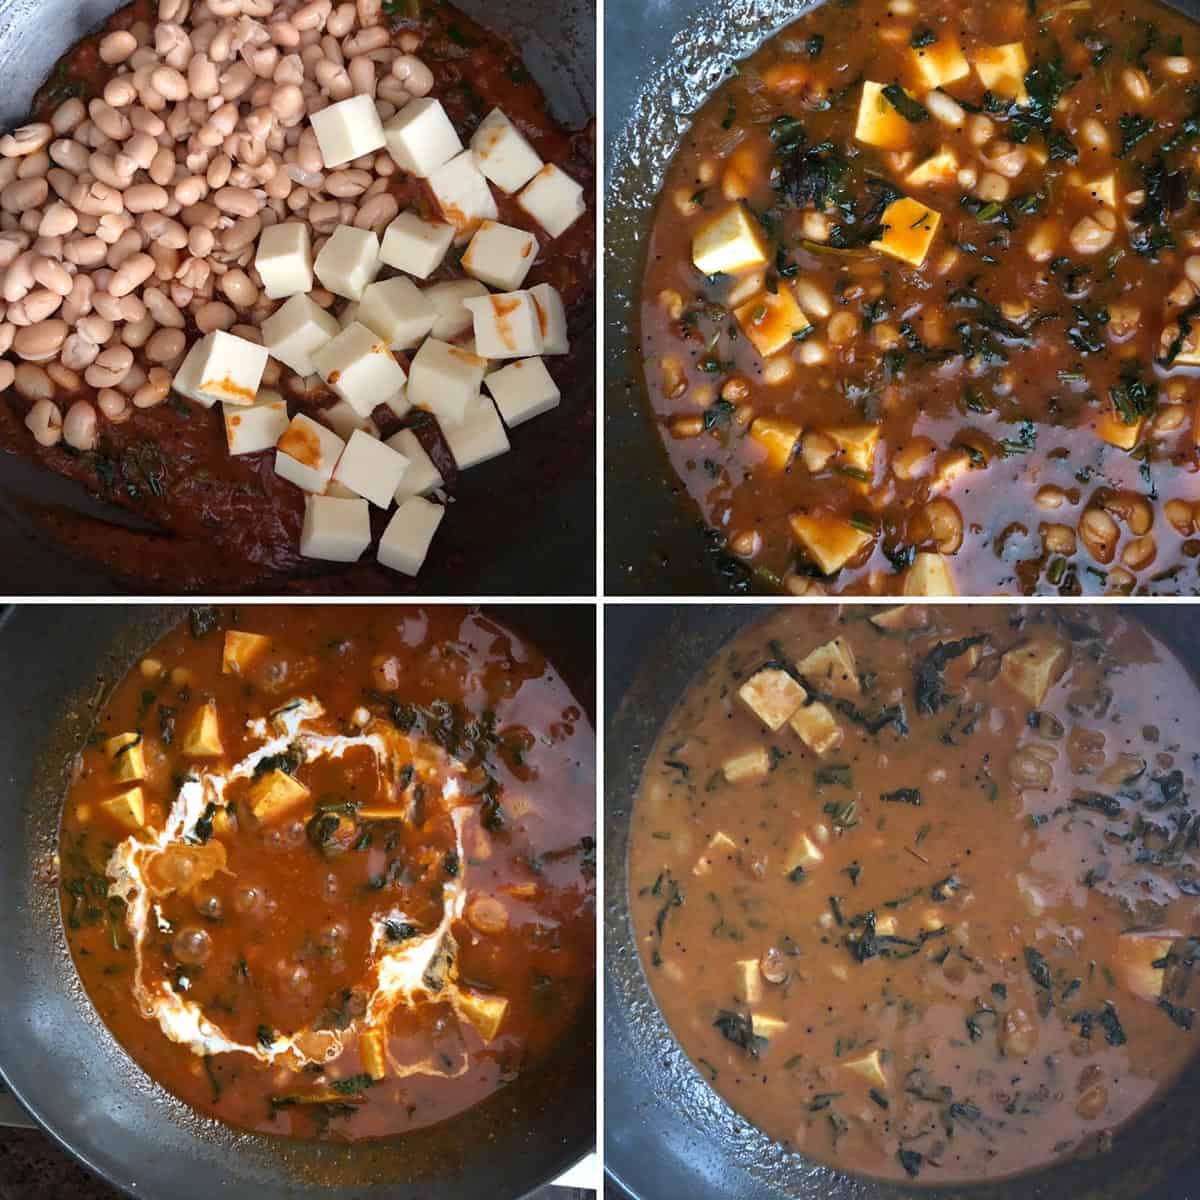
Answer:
0 0 435 454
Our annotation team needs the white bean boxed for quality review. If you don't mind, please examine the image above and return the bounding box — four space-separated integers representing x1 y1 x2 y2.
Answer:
24 396 62 445
62 399 98 450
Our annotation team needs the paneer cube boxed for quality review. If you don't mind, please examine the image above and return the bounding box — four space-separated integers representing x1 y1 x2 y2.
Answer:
313 225 380 301
789 513 874 575
788 701 842 755
386 428 444 501
1077 174 1117 209
461 220 539 291
407 337 487 426
797 638 860 698
427 150 498 236
224 394 289 456
1114 931 1182 1002
975 43 1029 103
783 831 824 873
828 425 881 476
331 428 411 507
463 290 544 360
360 1028 387 1080
722 746 771 783
751 1013 788 1040
517 163 585 238
441 394 510 469
101 787 146 833
383 97 462 177
193 330 268 407
694 830 738 877
455 989 509 1042
470 108 544 194
871 197 941 267
222 630 270 675
903 551 957 595
379 210 455 279
311 322 407 419
423 279 490 339
736 959 763 1006
912 39 970 90
1095 401 1143 450
254 222 313 299
250 768 311 822
171 334 213 405
182 701 223 757
843 1049 888 1088
749 417 802 470
261 293 341 377
310 93 386 168
275 412 346 493
869 606 913 630
999 639 1066 707
377 495 446 576
485 356 560 427
733 286 810 357
321 399 377 442
529 282 569 355
299 493 372 562
356 276 436 351
103 732 146 784
692 203 769 277
739 667 806 732
855 81 912 150
906 146 960 188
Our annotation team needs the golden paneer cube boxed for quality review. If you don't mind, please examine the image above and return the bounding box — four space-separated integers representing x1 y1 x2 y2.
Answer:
733 286 810 357
456 989 509 1042
871 197 941 268
854 81 912 150
999 639 1067 707
723 746 772 784
102 787 146 833
1095 402 1143 450
789 512 874 575
975 43 1029 102
1077 174 1117 209
222 630 271 675
906 147 960 189
1167 318 1200 367
691 203 769 276
736 959 763 1006
903 552 957 596
749 417 803 470
694 830 738 877
1114 931 1181 1002
870 605 916 631
797 637 860 698
738 667 807 732
359 1028 387 1080
789 700 842 755
182 701 224 757
249 768 311 823
911 39 970 90
751 1012 788 1039
783 830 824 873
104 732 146 784
843 1048 888 1088
828 425 881 477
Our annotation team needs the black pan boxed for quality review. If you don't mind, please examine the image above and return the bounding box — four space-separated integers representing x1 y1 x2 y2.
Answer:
0 0 595 597
0 604 595 1200
604 604 1200 1200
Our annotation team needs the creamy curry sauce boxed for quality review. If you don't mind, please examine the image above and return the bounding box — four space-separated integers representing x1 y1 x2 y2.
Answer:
59 605 594 1138
631 606 1200 1182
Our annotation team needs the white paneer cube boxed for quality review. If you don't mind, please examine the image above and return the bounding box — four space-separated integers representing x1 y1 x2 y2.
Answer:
224 392 289 455
517 164 585 238
442 393 510 469
529 283 568 355
470 108 544 194
310 93 386 169
313 225 380 301
193 329 268 407
275 412 345 493
321 399 377 441
261 293 341 376
463 290 543 360
383 97 462 177
428 150 498 236
386 428 444 500
377 495 445 576
331 427 410 507
485 357 560 426
379 210 455 278
461 220 539 291
692 203 769 276
311 321 407 419
299 493 372 562
172 334 214 406
254 223 312 300
407 337 487 426
424 279 489 339
356 276 436 350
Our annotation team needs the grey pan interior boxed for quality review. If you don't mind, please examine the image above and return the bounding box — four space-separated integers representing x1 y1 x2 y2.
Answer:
0 604 595 1200
0 0 596 596
605 604 1200 1200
